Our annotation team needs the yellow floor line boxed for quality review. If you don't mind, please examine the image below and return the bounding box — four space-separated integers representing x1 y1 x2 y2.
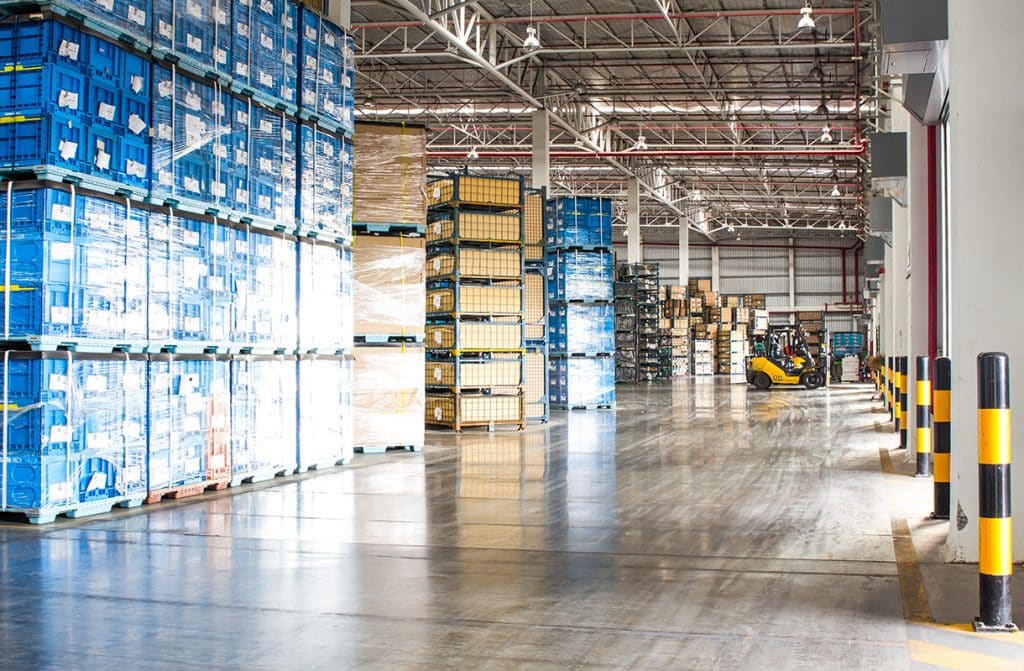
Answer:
921 622 1024 645
908 639 1024 670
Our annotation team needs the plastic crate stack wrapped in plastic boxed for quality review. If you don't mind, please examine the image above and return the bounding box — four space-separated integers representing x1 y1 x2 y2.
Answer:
425 174 526 431
0 2 357 523
615 263 662 382
545 196 615 409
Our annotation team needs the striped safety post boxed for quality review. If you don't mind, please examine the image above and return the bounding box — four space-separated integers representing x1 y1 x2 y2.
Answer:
887 356 895 418
933 357 952 519
915 356 932 477
899 357 909 449
894 357 902 437
974 352 1017 633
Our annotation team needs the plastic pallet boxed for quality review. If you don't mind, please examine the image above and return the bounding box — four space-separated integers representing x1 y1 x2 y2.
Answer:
8 495 146 525
0 166 147 199
0 0 154 48
353 222 426 236
294 459 346 475
550 352 615 358
552 404 614 410
144 479 230 505
354 334 425 344
354 445 423 455
229 467 292 488
144 342 219 354
545 244 614 253
0 337 147 353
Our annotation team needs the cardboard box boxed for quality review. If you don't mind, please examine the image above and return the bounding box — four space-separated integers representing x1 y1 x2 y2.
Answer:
720 306 733 323
667 285 687 299
354 122 427 226
725 295 740 308
689 297 704 313
697 279 712 292
354 235 426 337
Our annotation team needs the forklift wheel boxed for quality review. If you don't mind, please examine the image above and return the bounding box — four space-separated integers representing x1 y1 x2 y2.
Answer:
752 373 772 390
802 371 824 389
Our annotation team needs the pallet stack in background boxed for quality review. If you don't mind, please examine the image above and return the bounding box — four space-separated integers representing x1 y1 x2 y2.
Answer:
546 197 615 410
798 311 825 361
524 188 549 423
614 263 661 382
661 286 690 377
0 1 355 523
351 121 427 453
693 339 715 376
425 175 526 431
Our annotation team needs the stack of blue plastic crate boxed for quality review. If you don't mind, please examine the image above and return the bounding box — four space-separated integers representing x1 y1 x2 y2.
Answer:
545 196 616 409
0 1 356 523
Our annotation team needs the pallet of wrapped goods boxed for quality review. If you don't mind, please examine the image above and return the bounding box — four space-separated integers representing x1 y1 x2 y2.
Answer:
428 209 523 245
296 354 354 471
546 196 613 249
428 246 523 280
353 122 427 232
353 346 425 453
428 175 522 209
353 235 426 341
426 392 524 430
550 356 616 409
229 355 298 485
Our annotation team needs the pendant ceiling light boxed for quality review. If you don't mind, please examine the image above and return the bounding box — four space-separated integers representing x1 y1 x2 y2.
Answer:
819 124 833 143
524 0 540 51
798 2 815 31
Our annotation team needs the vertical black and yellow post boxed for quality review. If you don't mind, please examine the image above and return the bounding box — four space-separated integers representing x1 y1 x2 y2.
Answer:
974 352 1017 633
915 356 933 477
933 357 951 519
887 356 895 418
894 357 902 438
899 357 909 449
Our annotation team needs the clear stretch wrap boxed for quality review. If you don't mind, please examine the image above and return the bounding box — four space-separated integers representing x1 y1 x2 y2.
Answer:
148 210 213 343
229 355 297 481
297 355 353 469
352 347 425 450
549 303 616 355
0 186 149 343
352 122 427 226
0 17 151 186
549 357 616 408
298 6 351 130
297 240 353 353
352 235 425 338
238 229 298 348
0 352 149 521
546 196 614 248
78 0 152 39
297 124 350 241
153 0 232 74
147 355 230 492
223 0 298 104
249 104 298 226
547 250 615 303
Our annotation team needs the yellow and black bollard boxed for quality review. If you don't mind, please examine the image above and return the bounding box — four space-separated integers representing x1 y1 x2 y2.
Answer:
933 357 951 519
974 352 1017 632
899 357 909 449
915 356 932 477
887 356 895 418
894 357 902 438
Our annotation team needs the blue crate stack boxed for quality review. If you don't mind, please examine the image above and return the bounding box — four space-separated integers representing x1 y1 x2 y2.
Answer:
0 1 355 522
545 196 615 410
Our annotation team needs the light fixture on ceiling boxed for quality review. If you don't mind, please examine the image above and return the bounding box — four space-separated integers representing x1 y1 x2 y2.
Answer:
808 61 824 81
830 184 841 197
467 146 480 161
815 96 830 116
634 134 648 151
798 2 815 31
364 91 375 106
728 225 735 233
819 124 833 143
523 26 541 52
736 234 741 241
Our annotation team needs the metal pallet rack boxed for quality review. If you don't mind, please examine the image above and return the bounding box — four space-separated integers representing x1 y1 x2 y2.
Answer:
615 263 661 382
424 173 526 431
524 186 549 423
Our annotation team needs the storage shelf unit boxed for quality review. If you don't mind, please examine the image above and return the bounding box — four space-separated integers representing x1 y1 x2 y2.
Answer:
615 262 661 383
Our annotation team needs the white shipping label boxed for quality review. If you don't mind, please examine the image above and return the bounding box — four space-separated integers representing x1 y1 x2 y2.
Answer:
433 367 442 381
323 142 335 159
128 5 146 26
94 0 114 10
236 62 250 78
123 421 142 439
184 176 200 193
58 39 80 60
94 146 111 171
434 331 442 344
211 181 226 198
433 295 441 308
48 374 69 392
85 473 108 493
51 241 73 261
257 195 271 209
433 258 441 272
186 0 203 18
87 212 112 229
325 32 336 48
321 69 333 86
259 71 272 87
259 0 273 14
180 374 199 395
158 20 173 40
258 157 273 173
184 115 205 146
97 102 116 121
433 187 441 199
260 32 274 50
433 221 442 235
51 203 73 222
50 424 73 443
212 100 225 117
130 74 144 94
124 465 142 484
210 241 225 257
86 375 107 393
235 149 249 165
153 418 171 436
237 22 250 38
157 80 173 98
156 122 172 141
208 276 224 292
284 14 293 29
305 26 317 41
213 143 227 159
214 6 227 23
87 432 112 450
126 160 146 179
186 34 202 52
282 84 293 99
303 90 316 106
158 170 173 187
184 92 202 111
58 89 79 110
50 305 72 324
236 109 249 124
235 187 248 202
434 406 443 421
183 230 201 247
127 114 147 135
304 55 316 70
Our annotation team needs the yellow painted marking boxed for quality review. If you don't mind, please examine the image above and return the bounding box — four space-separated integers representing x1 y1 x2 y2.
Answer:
917 428 932 453
917 381 931 406
880 448 934 624
978 409 1012 465
908 639 1024 670
979 517 1013 577
934 452 950 482
922 622 1024 644
934 390 951 422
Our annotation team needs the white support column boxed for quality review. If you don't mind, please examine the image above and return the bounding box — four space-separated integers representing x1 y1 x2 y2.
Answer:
788 237 796 315
947 0 1024 562
711 246 721 293
626 178 641 263
678 216 690 286
532 109 550 191
889 88 911 384
907 119 930 455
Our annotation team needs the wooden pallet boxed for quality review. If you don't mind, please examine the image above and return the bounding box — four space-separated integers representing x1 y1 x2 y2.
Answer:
144 479 230 505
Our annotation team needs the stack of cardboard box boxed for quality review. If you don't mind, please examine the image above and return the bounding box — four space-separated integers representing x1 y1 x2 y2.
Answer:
798 311 825 360
661 285 689 377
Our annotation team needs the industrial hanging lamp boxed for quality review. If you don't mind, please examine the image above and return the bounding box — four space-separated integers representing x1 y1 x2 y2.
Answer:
830 184 841 197
634 134 648 151
819 124 833 143
524 0 541 52
798 2 815 31
467 146 480 160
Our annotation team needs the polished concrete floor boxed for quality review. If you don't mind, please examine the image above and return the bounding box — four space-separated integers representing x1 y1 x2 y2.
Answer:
1 381 1022 670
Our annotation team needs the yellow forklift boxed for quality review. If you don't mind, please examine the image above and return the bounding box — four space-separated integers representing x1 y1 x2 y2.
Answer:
747 325 826 390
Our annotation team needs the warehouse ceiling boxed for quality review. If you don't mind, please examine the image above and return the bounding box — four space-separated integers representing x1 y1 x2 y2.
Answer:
351 0 878 242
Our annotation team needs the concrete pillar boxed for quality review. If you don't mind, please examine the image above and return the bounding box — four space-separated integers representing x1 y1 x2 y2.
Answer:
947 0 1024 562
907 119 930 455
788 238 796 313
678 216 690 287
711 246 721 293
626 178 641 263
889 90 910 380
325 0 350 30
532 110 550 190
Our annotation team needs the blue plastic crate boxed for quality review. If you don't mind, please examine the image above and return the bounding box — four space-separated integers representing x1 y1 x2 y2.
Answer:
546 196 613 248
75 0 152 41
0 16 86 67
549 303 615 355
249 106 296 224
0 61 86 115
251 0 297 105
230 0 254 85
296 355 352 469
547 249 614 303
549 357 616 408
230 356 297 481
298 6 347 128
152 0 231 74
147 356 208 491
297 124 347 240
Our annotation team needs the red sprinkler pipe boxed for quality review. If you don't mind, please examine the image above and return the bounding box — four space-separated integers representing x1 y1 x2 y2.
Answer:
428 144 867 159
841 250 848 304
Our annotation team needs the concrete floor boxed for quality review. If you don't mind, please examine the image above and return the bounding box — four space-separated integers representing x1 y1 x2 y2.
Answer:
1 381 1022 670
